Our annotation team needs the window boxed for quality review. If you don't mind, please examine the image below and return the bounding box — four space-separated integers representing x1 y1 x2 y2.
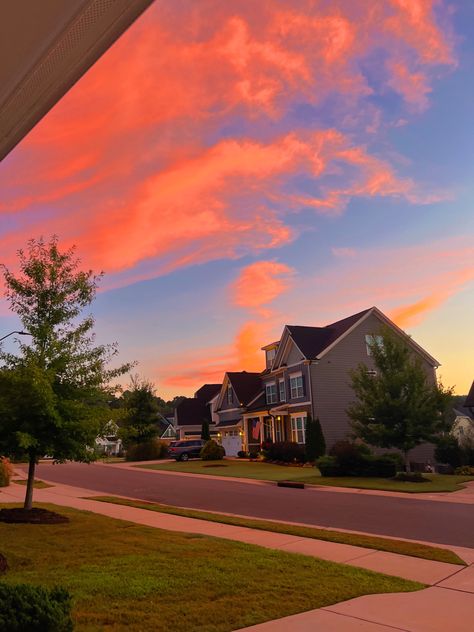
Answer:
266 347 277 369
263 417 273 441
278 379 286 401
274 416 284 442
265 382 277 404
291 415 306 444
289 373 304 399
365 334 384 356
227 384 233 405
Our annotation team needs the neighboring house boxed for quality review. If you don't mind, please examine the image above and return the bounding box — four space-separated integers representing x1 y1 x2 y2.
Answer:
213 306 439 463
95 421 122 456
174 384 221 439
465 381 474 411
214 372 262 455
451 407 474 446
157 413 177 442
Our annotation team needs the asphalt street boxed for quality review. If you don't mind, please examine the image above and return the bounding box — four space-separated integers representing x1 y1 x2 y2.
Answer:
29 462 474 548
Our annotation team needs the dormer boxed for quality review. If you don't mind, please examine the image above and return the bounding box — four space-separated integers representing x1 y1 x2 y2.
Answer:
261 341 279 371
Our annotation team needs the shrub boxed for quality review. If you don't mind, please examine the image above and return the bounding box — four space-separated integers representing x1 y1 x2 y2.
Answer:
0 457 13 487
125 439 168 461
435 435 462 468
328 441 372 475
454 466 474 476
200 440 225 461
264 441 307 464
393 471 429 483
248 450 259 460
316 455 340 476
0 582 73 631
305 416 326 462
237 451 248 459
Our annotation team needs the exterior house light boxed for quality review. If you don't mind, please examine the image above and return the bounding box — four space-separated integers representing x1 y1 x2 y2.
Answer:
276 416 281 421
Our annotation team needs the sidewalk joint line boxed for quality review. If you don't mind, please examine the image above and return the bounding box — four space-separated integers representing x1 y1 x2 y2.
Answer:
322 606 411 631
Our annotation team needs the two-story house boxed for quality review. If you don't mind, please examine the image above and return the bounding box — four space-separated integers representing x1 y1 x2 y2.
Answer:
215 306 440 462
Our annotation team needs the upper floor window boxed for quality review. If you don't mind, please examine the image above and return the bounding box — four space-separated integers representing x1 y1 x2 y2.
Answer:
278 379 286 402
289 373 304 399
266 347 277 369
265 382 277 404
227 384 234 405
365 334 384 356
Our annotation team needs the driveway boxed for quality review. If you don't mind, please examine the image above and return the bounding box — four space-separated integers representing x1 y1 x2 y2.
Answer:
28 461 474 548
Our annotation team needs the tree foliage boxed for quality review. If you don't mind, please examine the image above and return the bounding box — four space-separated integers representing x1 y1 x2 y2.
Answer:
118 375 160 447
0 237 132 508
201 418 211 441
305 415 326 461
347 326 453 470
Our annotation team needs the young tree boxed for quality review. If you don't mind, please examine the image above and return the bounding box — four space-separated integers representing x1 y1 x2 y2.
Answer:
348 327 453 472
305 415 326 462
0 237 132 509
201 418 211 441
118 375 160 447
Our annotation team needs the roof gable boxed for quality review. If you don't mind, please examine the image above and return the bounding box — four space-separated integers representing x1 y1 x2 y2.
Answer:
194 383 221 403
465 381 474 408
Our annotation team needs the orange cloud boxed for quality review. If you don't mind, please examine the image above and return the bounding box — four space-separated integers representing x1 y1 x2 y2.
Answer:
232 261 294 311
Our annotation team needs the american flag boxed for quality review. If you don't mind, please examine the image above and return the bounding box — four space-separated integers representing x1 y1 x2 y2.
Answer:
251 419 261 440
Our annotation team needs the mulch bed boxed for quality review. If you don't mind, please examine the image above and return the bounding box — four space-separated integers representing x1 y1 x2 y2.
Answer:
0 508 70 524
0 553 8 574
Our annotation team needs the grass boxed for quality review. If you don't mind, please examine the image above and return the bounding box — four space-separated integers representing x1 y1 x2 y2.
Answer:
136 459 474 493
90 495 465 565
0 503 423 632
12 479 54 489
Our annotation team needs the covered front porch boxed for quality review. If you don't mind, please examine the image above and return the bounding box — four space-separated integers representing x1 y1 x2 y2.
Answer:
243 406 308 452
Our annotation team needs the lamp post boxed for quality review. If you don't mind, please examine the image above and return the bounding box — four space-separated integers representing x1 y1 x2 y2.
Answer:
0 330 31 343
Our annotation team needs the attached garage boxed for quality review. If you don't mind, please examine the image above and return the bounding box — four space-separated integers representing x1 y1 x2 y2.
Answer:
217 420 243 456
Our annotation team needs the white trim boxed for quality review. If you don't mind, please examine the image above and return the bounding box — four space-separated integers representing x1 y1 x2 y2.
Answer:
289 370 302 378
246 389 265 407
287 401 312 407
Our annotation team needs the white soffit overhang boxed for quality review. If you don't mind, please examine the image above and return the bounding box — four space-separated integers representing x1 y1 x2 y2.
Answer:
0 0 155 162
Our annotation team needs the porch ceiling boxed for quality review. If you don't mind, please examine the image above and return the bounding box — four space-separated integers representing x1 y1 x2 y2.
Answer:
0 0 155 161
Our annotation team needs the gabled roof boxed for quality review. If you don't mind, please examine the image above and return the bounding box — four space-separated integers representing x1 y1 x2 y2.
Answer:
194 383 221 402
175 398 211 426
286 308 372 360
465 381 474 409
226 371 262 406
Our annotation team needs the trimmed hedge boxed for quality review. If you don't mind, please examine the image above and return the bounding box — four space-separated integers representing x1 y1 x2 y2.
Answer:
237 451 248 459
0 457 13 487
264 441 307 464
317 442 397 478
0 582 73 631
200 440 225 461
125 439 168 461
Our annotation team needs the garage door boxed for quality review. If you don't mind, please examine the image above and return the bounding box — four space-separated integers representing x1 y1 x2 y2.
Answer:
221 435 242 457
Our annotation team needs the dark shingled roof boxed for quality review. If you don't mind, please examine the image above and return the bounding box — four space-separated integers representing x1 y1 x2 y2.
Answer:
175 397 211 426
245 391 266 413
227 371 262 406
217 419 241 427
194 383 221 402
465 381 474 409
287 308 372 360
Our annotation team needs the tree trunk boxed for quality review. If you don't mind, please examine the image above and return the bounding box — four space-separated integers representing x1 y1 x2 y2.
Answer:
24 452 36 510
404 451 411 473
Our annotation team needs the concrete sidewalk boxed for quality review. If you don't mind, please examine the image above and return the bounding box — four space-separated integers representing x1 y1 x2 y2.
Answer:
3 478 474 631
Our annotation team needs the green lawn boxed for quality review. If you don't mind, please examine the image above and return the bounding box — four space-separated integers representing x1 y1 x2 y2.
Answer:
90 495 465 565
136 459 474 493
0 504 422 631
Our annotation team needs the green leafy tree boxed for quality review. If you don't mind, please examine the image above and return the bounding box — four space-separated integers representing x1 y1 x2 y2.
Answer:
201 418 211 441
118 375 160 447
348 327 453 472
0 237 132 509
305 415 326 462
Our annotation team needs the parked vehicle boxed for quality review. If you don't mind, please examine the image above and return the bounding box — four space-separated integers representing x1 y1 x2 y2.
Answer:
168 439 206 461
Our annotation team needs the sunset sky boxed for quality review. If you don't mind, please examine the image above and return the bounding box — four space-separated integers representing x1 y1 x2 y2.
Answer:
1 0 473 397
